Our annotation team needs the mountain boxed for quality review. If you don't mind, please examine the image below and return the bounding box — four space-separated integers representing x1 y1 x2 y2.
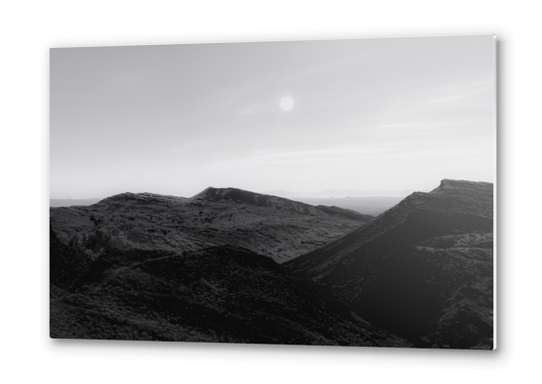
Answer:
50 243 409 346
50 187 373 263
286 179 494 349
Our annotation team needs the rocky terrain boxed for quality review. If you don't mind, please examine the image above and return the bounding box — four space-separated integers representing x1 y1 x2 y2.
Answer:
50 243 410 346
50 187 373 263
286 179 494 349
50 180 494 349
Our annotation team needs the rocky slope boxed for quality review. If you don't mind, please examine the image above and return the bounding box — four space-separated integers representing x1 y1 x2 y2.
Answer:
50 224 91 290
50 188 372 263
286 179 494 349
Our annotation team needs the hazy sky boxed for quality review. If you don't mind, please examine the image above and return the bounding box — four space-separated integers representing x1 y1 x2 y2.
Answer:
51 36 495 199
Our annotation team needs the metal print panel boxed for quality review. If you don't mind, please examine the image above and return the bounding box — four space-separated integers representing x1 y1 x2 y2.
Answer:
50 36 496 349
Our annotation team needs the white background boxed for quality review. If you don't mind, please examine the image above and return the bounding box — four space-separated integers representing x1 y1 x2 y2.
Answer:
1 1 539 383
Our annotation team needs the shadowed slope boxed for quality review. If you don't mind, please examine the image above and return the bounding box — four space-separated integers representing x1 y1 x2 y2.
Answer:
286 179 494 349
50 245 409 347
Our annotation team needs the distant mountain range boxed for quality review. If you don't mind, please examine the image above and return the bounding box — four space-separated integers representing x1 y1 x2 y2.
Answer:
50 180 494 349
293 196 404 216
265 188 417 198
50 198 102 207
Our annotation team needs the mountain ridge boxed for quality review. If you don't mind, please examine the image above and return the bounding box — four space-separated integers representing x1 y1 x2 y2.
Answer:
50 187 373 263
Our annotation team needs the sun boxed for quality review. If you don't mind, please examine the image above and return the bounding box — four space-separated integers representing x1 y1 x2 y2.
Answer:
279 96 294 112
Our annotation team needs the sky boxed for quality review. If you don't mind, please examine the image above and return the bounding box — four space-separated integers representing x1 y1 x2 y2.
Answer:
50 36 495 199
